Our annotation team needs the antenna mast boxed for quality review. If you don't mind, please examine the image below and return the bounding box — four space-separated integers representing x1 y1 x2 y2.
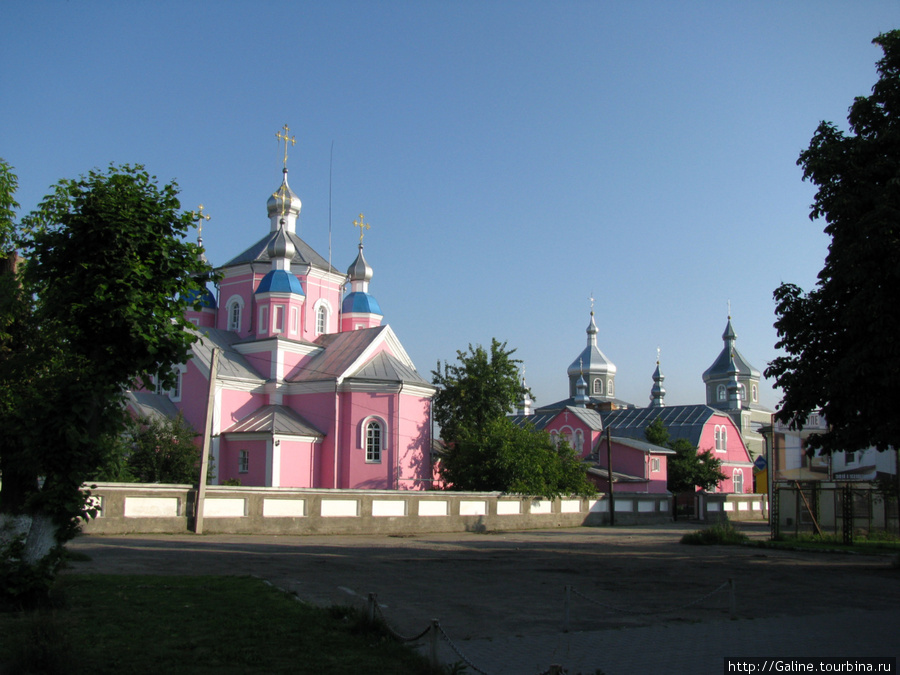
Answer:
329 141 334 270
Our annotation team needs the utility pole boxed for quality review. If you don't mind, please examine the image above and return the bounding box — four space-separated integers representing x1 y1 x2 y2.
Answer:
195 347 220 534
606 426 615 526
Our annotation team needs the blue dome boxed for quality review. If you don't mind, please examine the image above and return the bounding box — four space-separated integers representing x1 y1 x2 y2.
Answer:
183 287 217 309
342 291 382 315
256 270 304 295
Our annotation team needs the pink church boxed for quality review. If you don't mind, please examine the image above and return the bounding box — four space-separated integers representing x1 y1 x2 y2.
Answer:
134 163 435 490
513 309 755 494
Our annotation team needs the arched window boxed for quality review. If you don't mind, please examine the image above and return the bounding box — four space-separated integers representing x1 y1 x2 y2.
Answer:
593 378 602 395
738 384 746 402
717 384 726 402
714 426 722 451
226 296 244 332
751 384 758 403
574 429 584 454
317 305 327 334
607 379 614 396
365 420 382 463
732 469 744 494
721 426 728 451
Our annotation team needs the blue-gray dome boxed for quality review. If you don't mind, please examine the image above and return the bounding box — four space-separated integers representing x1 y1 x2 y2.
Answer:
183 287 217 309
256 270 304 295
342 291 382 315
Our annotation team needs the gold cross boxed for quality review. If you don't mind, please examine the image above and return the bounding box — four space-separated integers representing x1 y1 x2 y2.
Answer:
276 124 296 168
353 213 370 244
193 204 211 238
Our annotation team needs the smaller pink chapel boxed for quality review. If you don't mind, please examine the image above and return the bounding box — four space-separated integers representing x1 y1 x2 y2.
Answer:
133 155 435 490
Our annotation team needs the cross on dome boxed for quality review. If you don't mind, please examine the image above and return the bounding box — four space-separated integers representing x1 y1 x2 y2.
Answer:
354 212 370 244
193 204 211 241
276 124 296 169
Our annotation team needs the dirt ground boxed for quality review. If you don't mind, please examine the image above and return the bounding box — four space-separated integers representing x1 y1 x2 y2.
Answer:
64 521 900 641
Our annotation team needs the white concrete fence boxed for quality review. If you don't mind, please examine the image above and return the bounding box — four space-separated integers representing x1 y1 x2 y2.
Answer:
697 492 768 522
81 483 676 535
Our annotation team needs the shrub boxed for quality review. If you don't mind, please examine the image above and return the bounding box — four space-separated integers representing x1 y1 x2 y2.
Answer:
681 521 749 546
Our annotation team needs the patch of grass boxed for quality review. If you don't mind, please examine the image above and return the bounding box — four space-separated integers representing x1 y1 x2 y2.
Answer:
764 531 900 555
0 575 434 675
681 521 749 546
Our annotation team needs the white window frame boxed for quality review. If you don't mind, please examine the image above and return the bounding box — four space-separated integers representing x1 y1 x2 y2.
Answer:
732 468 744 494
313 299 332 336
259 306 269 336
715 425 727 452
717 384 726 402
593 378 602 395
225 295 244 332
290 306 299 335
651 457 661 473
751 384 758 403
364 418 383 463
273 304 285 334
239 450 249 474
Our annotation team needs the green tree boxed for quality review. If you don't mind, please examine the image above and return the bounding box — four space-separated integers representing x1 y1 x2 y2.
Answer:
440 417 594 498
432 339 526 443
433 340 594 497
667 439 726 494
644 416 670 448
765 31 900 455
126 413 206 484
0 162 214 604
644 417 725 494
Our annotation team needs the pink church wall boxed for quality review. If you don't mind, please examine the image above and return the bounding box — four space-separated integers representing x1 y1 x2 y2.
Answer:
342 391 396 490
696 416 752 493
299 274 342 342
277 440 316 488
396 395 432 490
218 438 267 486
218 389 264 433
176 361 214 434
218 271 255 337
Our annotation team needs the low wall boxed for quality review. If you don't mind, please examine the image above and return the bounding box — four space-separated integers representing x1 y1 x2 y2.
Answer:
80 483 673 535
697 493 768 522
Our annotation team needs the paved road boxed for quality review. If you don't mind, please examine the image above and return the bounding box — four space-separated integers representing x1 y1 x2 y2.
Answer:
66 523 900 674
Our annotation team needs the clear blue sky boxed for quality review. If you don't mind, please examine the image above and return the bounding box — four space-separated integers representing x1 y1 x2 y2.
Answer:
3 1 898 411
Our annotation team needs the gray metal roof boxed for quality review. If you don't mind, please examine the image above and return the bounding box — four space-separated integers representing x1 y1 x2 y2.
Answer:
192 328 267 382
288 326 386 382
586 466 648 484
508 411 560 430
223 404 324 437
126 390 180 422
220 230 339 274
347 351 431 387
702 318 761 381
508 406 604 431
535 396 635 413
602 404 725 448
610 435 675 455
567 313 616 377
